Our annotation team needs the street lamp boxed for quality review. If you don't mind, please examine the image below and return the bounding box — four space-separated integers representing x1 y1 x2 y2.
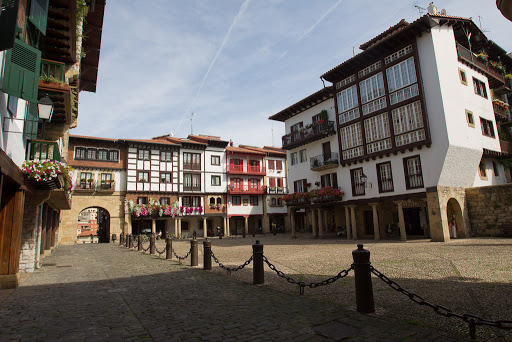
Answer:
38 94 53 138
360 172 372 189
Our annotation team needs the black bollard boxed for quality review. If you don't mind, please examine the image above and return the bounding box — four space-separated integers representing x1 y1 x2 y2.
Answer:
120 233 124 245
252 240 264 285
166 238 172 260
203 239 212 270
138 235 142 251
112 234 116 243
129 234 134 248
125 234 129 247
150 234 156 254
191 238 198 266
352 244 375 313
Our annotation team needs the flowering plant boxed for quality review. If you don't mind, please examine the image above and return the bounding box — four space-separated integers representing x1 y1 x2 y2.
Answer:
125 198 179 218
22 160 74 202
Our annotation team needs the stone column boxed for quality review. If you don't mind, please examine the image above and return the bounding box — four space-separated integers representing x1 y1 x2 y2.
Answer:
151 219 156 234
226 216 230 236
244 216 249 236
203 217 207 238
262 212 270 234
350 205 358 239
369 203 380 240
311 209 317 237
45 208 53 255
318 209 324 238
126 214 133 235
396 201 407 241
290 211 296 236
345 206 352 239
177 218 182 237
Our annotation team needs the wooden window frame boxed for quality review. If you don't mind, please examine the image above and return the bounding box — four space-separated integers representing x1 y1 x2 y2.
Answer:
211 175 221 186
479 160 487 180
138 171 149 183
138 149 150 161
473 77 488 99
137 196 148 205
161 151 173 162
479 117 495 138
232 196 241 206
350 168 365 196
403 155 424 190
160 172 172 184
160 197 170 205
109 150 120 162
458 68 467 86
211 155 220 166
250 196 258 206
376 161 394 193
465 109 475 128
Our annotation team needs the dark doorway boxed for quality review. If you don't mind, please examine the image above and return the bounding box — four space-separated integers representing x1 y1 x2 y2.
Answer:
364 210 374 235
322 142 331 159
403 208 423 235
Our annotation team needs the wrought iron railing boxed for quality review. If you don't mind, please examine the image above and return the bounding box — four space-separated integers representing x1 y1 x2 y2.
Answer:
456 43 505 84
26 140 61 162
310 152 339 170
40 59 65 83
282 120 336 149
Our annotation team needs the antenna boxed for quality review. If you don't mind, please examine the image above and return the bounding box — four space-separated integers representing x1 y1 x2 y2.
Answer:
477 15 490 33
190 113 197 135
414 5 426 16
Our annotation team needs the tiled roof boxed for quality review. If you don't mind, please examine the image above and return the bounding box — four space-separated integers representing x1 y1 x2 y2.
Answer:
240 145 286 156
70 134 119 142
359 19 409 51
123 138 180 146
268 87 333 122
226 146 266 155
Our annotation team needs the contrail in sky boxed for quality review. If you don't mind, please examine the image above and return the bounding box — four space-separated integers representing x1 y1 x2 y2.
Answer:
279 0 344 60
177 0 251 133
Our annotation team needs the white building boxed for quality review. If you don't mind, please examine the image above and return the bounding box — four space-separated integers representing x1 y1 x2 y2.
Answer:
270 13 512 242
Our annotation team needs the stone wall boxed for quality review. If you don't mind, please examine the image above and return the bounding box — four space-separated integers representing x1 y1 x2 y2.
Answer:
426 186 469 242
59 192 126 245
466 184 512 236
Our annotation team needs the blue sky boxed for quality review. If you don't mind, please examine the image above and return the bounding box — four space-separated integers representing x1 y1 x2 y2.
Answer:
73 0 512 147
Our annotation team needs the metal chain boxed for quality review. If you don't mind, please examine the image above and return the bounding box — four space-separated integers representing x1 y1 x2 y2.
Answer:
141 243 151 253
370 266 512 338
263 255 353 295
155 245 166 255
172 248 191 262
210 249 253 275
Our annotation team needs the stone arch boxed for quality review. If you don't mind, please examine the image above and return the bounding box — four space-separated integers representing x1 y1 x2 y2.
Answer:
446 198 466 239
77 206 111 243
59 193 125 245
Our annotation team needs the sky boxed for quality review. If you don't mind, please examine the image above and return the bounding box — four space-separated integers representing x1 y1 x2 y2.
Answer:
73 0 512 148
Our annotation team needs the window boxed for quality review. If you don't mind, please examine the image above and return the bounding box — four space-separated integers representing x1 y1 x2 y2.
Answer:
184 153 201 169
466 110 475 127
250 196 258 206
137 197 148 205
100 173 112 182
277 198 282 206
340 122 364 160
75 147 86 159
138 171 149 182
276 160 283 171
403 156 424 189
478 160 487 179
480 118 495 138
291 122 303 132
459 68 467 85
184 173 200 190
230 178 241 190
232 196 241 206
211 175 221 186
351 168 365 196
249 178 260 190
268 160 275 170
473 77 487 98
386 57 417 92
80 172 92 189
389 84 419 105
271 198 276 206
294 179 307 193
385 45 413 64
216 197 222 205
211 155 220 165
160 197 170 205
210 197 215 205
87 149 97 160
138 149 150 160
182 196 201 207
98 149 108 161
320 173 337 188
7 95 17 116
161 151 173 162
392 101 424 135
377 162 394 193
337 84 359 119
161 172 172 183
299 149 307 163
109 150 119 162
276 178 283 188
291 152 298 165
359 72 385 104
268 177 276 188
493 161 499 177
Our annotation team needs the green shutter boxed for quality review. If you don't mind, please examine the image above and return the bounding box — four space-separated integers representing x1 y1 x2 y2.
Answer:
1 38 41 103
0 0 19 51
24 101 38 140
28 0 48 35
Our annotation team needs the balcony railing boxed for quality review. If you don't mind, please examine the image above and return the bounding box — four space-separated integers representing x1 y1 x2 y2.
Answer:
227 164 266 175
40 59 65 83
353 182 365 196
183 185 201 192
406 173 423 189
27 140 61 162
282 120 336 150
266 187 287 195
183 163 201 171
310 152 339 171
456 43 505 87
228 184 266 194
379 178 394 192
493 102 510 121
98 181 116 191
77 181 96 191
501 140 512 156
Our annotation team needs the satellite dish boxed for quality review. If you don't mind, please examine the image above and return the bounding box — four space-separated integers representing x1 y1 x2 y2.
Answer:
441 8 447 15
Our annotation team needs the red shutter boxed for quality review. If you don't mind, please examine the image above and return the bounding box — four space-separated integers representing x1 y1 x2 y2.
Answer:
269 178 276 187
276 178 282 187
276 161 282 170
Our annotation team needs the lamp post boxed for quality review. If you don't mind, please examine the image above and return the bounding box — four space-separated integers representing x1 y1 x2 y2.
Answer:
38 94 54 139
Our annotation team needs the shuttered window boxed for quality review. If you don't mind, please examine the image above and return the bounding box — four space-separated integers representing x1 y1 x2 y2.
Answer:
0 0 20 51
23 101 39 139
2 39 41 103
29 0 49 35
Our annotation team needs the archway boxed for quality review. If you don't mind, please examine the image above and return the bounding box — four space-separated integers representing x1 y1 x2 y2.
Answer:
77 207 111 243
446 198 465 239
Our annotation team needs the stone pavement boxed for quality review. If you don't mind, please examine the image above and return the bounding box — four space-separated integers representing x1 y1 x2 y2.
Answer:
0 244 462 341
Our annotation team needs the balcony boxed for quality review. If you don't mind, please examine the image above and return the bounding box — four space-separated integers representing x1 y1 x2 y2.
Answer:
228 184 266 195
310 152 339 171
183 185 201 192
26 140 61 162
183 163 201 171
456 43 505 88
75 181 96 193
266 187 287 195
98 181 116 192
282 120 336 150
493 101 510 121
501 140 512 156
227 164 266 175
